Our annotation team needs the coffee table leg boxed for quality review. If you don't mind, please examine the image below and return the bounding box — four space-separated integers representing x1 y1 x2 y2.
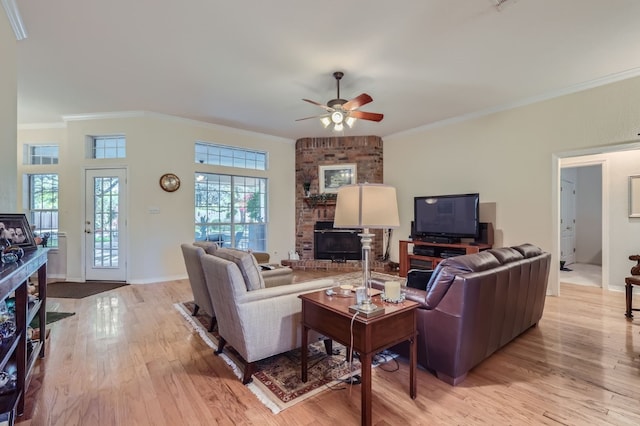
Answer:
361 351 372 426
301 324 308 382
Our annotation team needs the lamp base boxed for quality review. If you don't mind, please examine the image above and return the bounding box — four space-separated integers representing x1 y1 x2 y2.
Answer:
348 303 385 318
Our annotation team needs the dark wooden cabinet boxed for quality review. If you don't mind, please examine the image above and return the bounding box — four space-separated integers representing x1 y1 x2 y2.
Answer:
398 240 491 277
0 248 47 420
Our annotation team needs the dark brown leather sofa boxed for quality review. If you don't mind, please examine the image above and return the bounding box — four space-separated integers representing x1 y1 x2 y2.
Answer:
374 243 551 385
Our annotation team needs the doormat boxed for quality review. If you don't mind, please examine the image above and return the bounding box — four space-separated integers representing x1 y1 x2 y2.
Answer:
29 311 75 329
47 281 128 298
175 301 398 414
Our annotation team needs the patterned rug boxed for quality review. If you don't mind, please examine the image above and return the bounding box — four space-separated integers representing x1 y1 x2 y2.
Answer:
174 271 400 413
175 301 364 413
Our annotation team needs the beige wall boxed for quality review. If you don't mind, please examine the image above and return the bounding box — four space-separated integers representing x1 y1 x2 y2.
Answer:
14 72 640 290
0 15 17 211
18 114 295 284
384 76 640 294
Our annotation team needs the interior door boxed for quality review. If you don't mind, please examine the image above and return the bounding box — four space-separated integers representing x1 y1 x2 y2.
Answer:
84 168 127 281
560 178 576 266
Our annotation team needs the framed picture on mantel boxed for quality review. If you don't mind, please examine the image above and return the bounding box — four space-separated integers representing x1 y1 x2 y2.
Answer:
319 164 357 193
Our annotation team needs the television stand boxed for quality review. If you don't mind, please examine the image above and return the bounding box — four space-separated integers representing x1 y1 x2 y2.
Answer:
415 235 460 244
398 240 492 277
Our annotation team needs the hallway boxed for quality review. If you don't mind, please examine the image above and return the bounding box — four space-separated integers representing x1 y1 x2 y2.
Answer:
560 262 602 287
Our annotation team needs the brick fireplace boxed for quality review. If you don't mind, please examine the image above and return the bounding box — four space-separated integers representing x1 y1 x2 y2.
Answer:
289 136 387 271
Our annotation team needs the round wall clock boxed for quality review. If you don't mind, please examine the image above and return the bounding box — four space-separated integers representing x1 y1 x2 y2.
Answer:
159 173 181 192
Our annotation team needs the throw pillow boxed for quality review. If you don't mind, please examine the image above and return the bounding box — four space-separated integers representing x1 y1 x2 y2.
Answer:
193 241 218 255
215 248 266 291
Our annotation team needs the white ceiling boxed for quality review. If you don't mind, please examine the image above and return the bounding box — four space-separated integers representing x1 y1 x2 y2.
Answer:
11 0 640 139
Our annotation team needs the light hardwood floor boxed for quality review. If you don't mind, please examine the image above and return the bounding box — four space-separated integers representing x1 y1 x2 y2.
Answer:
15 274 640 425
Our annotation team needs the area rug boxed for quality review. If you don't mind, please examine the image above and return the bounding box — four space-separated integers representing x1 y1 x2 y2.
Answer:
47 281 128 298
175 296 399 414
29 311 75 329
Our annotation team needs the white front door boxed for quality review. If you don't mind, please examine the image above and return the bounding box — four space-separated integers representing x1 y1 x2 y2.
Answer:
560 178 576 267
84 168 127 281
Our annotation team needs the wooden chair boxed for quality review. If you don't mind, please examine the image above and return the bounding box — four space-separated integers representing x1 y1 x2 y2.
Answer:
625 254 640 319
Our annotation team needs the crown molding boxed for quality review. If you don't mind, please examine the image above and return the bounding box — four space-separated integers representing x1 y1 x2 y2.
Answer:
62 110 293 143
62 111 147 121
18 122 67 130
390 67 640 139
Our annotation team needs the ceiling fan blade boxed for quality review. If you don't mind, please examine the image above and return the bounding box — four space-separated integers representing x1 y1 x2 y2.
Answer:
295 114 328 121
342 93 373 111
302 98 333 112
349 110 384 122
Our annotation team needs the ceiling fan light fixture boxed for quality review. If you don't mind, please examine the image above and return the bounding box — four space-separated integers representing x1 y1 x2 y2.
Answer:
297 71 383 132
331 111 344 125
320 116 331 128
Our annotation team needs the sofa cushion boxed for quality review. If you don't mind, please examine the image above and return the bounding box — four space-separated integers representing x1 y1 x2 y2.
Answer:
193 241 219 255
215 248 266 291
487 247 524 264
425 251 500 309
511 243 543 258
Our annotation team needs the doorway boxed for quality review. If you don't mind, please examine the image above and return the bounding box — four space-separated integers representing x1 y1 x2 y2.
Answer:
559 159 604 288
84 168 127 281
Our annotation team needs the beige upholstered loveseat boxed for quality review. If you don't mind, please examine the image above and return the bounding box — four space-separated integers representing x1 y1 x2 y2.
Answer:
192 246 334 384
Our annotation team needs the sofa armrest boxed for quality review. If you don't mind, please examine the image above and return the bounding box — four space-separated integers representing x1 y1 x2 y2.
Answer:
371 279 431 310
237 278 335 303
261 265 293 287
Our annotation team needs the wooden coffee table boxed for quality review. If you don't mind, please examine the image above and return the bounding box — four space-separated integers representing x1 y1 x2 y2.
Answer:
299 288 418 426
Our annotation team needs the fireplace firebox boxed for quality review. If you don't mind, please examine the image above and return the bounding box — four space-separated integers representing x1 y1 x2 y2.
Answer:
314 221 362 261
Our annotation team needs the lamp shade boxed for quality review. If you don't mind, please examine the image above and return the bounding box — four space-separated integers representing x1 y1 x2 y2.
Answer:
334 184 400 229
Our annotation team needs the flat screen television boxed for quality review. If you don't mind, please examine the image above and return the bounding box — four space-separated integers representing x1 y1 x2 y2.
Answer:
413 193 479 243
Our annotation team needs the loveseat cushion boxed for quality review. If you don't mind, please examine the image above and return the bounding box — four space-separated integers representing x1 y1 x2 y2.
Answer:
251 251 270 264
487 247 524 264
193 241 219 255
425 251 500 309
215 248 266 291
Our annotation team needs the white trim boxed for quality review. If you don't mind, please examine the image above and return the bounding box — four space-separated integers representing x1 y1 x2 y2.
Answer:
18 122 67 130
62 111 146 122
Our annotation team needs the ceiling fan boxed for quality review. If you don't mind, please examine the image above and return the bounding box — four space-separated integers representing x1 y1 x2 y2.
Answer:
296 71 383 131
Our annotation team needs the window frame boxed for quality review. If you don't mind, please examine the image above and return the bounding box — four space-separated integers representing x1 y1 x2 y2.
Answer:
26 173 59 248
194 172 268 251
23 144 59 165
87 135 126 159
195 141 267 171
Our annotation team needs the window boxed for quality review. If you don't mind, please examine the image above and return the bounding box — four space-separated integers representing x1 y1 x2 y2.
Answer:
27 174 59 247
90 136 126 159
195 173 267 251
23 144 59 165
195 142 266 170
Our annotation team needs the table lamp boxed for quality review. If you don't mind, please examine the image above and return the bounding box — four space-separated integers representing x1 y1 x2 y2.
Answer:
334 183 400 317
